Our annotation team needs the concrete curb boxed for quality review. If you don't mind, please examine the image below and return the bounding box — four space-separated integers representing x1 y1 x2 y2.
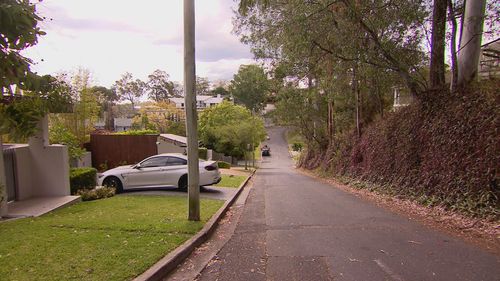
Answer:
134 169 256 281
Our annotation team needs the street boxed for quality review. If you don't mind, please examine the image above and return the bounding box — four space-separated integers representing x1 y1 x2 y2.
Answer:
194 126 499 281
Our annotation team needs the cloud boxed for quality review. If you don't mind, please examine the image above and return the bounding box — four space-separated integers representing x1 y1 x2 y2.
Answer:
37 4 144 34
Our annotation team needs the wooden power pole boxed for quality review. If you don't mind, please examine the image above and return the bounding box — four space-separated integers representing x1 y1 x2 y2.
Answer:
184 0 200 221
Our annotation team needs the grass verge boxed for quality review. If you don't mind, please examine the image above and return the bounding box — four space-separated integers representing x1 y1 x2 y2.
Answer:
215 175 247 188
0 196 223 281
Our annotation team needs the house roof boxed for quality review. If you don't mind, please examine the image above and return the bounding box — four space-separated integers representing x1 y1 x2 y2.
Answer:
114 118 133 127
159 134 187 145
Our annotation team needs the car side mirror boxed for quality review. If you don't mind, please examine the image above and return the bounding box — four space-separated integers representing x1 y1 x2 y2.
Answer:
134 164 141 169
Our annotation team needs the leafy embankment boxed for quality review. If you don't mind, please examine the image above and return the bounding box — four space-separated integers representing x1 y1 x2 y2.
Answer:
300 80 499 219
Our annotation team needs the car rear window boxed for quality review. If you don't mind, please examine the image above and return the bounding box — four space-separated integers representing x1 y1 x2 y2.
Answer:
167 157 187 166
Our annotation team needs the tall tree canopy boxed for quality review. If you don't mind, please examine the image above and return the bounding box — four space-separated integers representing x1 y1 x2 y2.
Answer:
230 64 269 112
114 72 145 109
146 69 179 102
199 101 266 158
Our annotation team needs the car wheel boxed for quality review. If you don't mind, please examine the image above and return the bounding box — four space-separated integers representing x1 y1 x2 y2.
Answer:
103 176 123 193
178 175 188 191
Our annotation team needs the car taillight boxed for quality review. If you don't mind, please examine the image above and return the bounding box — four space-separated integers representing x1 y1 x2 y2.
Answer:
205 165 217 171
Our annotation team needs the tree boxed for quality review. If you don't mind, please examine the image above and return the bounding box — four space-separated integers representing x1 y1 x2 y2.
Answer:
114 72 145 109
211 86 229 98
90 86 118 130
196 76 211 95
199 101 266 158
0 0 60 216
49 69 101 146
430 0 447 88
457 0 487 87
230 64 269 112
131 101 186 136
146 69 179 102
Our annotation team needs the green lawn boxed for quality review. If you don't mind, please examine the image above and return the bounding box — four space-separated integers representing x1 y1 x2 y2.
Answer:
215 175 247 188
0 196 223 281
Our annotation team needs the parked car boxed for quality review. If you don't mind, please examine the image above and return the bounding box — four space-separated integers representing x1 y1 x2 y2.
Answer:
97 153 221 192
261 145 271 156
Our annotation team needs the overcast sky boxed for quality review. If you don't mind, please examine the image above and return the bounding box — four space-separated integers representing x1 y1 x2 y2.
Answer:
23 0 254 87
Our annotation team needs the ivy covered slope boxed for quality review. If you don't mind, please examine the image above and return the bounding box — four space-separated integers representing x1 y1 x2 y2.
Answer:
301 80 499 219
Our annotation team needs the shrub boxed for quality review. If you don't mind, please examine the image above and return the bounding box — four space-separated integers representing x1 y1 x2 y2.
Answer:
292 142 303 151
217 161 231 169
115 129 159 135
199 147 208 160
77 187 115 201
70 167 97 194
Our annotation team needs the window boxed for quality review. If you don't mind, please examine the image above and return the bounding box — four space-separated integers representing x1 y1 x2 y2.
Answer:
167 157 187 166
140 156 168 168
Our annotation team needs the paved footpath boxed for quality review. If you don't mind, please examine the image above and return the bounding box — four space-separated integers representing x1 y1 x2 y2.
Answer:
193 127 500 281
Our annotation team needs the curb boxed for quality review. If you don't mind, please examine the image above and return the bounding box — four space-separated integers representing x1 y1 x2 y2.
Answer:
134 169 256 281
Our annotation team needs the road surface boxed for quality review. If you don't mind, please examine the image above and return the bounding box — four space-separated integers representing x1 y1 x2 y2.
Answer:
195 126 499 281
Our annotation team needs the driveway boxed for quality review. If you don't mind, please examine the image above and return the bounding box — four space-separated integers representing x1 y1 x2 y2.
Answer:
194 126 500 281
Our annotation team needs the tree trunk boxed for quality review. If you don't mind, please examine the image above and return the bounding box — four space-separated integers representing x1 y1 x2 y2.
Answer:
457 0 486 87
430 0 447 88
0 137 7 217
448 0 459 91
327 97 335 145
353 65 361 138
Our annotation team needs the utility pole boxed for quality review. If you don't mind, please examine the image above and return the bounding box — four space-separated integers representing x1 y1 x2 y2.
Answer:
184 0 200 221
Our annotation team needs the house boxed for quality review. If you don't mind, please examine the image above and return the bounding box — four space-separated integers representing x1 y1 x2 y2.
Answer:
393 87 412 110
157 134 187 154
114 117 133 132
169 94 224 110
479 38 500 78
1 115 79 217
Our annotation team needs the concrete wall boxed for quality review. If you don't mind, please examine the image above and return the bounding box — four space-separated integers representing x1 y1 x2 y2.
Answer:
157 139 185 154
12 146 32 200
71 152 92 168
28 117 70 197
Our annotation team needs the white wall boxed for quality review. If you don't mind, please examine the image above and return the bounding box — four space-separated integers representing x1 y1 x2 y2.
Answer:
27 116 70 197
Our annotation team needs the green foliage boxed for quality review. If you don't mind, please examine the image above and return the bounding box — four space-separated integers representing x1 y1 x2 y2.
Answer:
77 187 115 201
114 72 145 108
0 0 45 88
292 142 303 151
146 69 179 101
115 129 159 135
217 161 231 169
49 122 86 160
196 76 211 95
230 64 269 112
211 86 229 97
305 82 500 219
199 147 208 160
199 101 266 158
131 102 185 135
69 167 97 194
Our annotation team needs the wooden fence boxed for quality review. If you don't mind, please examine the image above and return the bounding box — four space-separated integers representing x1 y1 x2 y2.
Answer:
89 134 158 170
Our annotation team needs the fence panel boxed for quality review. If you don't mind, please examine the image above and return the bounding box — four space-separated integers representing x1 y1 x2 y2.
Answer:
90 134 158 170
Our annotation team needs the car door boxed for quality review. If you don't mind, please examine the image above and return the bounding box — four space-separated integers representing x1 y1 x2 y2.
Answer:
125 156 169 188
163 156 188 186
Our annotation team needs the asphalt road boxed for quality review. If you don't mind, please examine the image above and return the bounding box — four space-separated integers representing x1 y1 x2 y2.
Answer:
196 126 500 281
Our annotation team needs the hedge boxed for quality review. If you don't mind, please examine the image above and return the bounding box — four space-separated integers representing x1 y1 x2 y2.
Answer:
199 147 208 160
77 187 115 201
70 167 97 195
217 161 231 169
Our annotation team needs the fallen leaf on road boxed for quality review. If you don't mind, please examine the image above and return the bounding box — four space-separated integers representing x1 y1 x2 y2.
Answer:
348 258 360 262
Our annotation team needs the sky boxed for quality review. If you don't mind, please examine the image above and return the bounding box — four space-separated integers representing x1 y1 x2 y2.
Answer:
23 0 255 87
